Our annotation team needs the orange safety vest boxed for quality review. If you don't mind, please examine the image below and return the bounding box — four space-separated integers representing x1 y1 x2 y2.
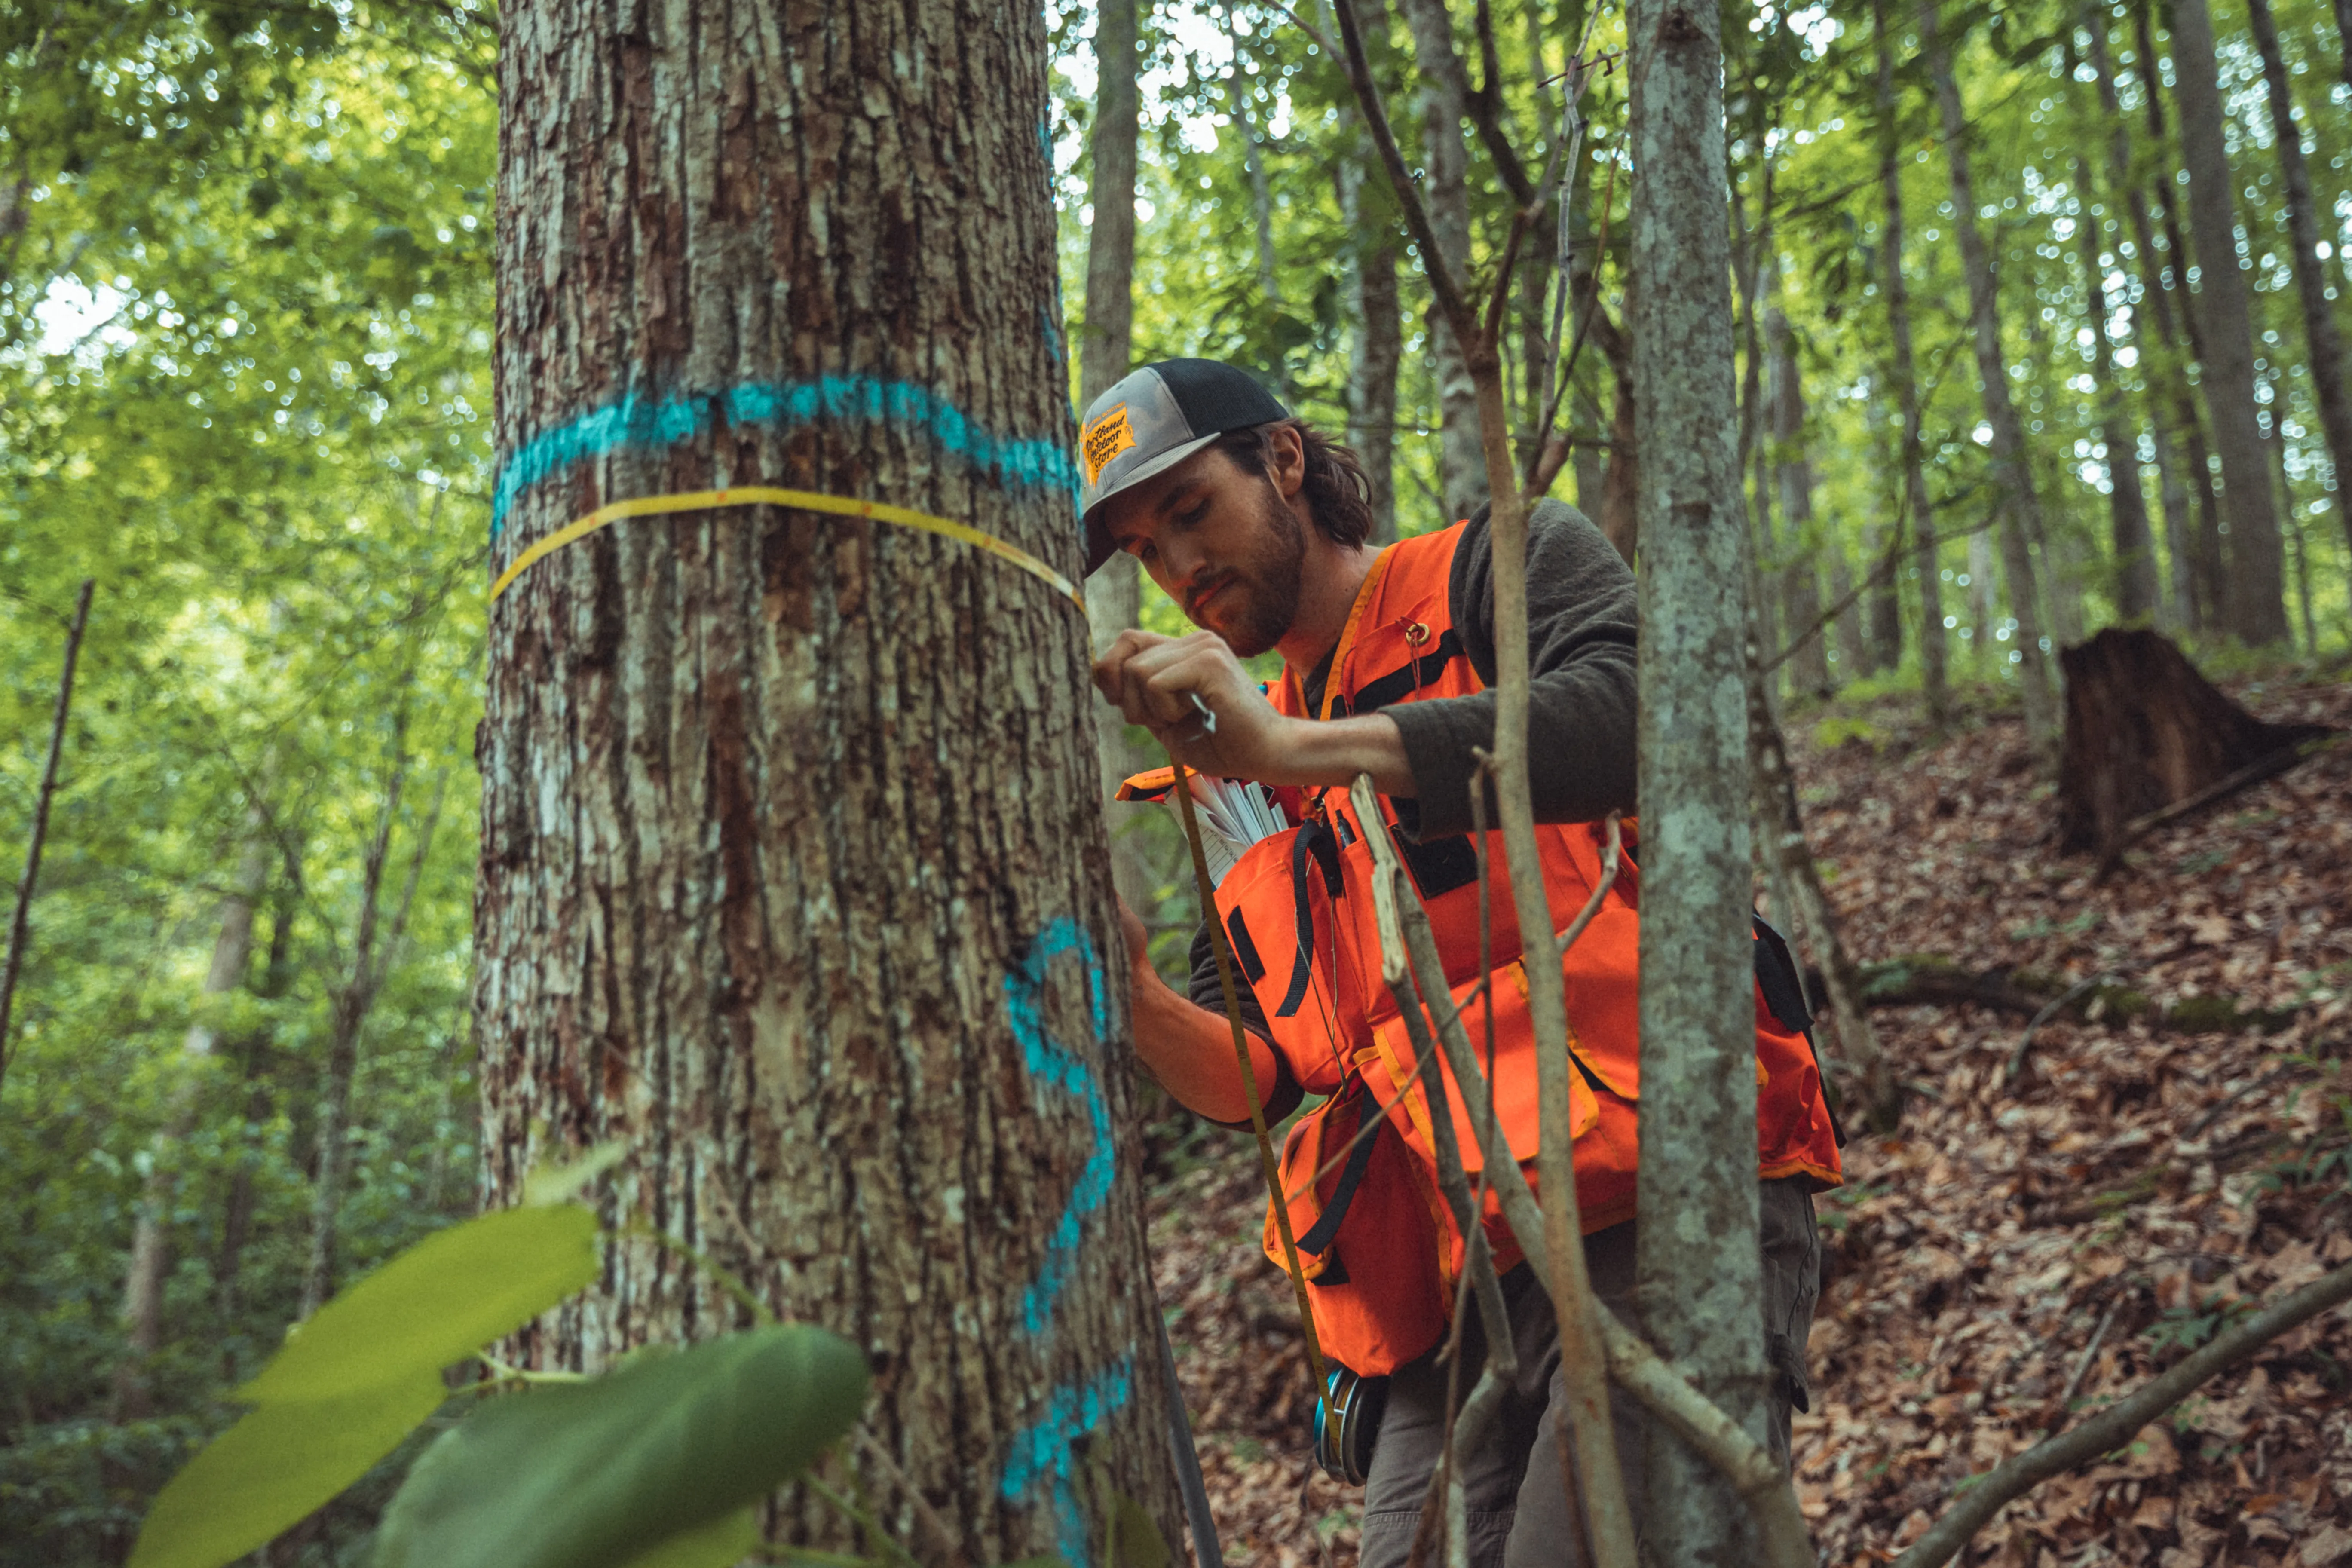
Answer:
1124 521 1843 1376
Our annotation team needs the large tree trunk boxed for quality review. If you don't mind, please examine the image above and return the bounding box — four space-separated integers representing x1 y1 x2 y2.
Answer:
1766 295 1831 698
1875 0 1947 727
1926 2 2057 750
2165 0 2292 644
1394 0 1487 519
1627 0 1771 1552
2057 628 2332 861
2246 0 2352 584
2072 140 2160 623
487 0 1179 1556
1081 0 1155 916
116 827 268 1418
1340 126 1402 543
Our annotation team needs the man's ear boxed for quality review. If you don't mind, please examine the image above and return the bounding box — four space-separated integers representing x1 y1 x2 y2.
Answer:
1267 423 1308 502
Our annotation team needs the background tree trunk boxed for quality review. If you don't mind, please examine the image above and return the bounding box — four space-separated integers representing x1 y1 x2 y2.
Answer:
1628 0 1771 1552
1394 0 1487 519
116 826 267 1417
487 0 1179 1556
2245 0 2352 579
2073 152 2161 623
1875 0 1948 726
1767 293 1831 698
1340 129 1401 543
1082 0 1155 915
1926 2 2057 748
0 577 92 1091
1221 3 1283 323
2165 0 2292 644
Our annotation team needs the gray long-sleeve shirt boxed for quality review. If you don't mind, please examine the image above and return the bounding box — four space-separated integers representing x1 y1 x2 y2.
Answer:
1185 498 1639 1117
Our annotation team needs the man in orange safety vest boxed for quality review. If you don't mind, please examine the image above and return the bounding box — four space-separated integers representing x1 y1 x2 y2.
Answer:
1084 357 1840 1568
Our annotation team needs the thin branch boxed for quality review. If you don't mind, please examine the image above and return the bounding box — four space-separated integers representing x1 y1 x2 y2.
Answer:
2057 1301 2118 1412
2005 974 2108 1086
1330 0 1471 330
1893 1262 2352 1568
0 577 94 1095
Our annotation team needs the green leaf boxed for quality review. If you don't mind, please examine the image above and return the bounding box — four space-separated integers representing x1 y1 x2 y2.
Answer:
616 1509 762 1568
524 1139 631 1207
129 1375 447 1568
371 1324 870 1568
243 1205 600 1403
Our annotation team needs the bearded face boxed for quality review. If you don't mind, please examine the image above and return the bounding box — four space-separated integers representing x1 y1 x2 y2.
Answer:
1177 475 1307 657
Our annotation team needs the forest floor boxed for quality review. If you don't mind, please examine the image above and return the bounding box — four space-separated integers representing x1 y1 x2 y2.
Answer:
1142 661 2352 1568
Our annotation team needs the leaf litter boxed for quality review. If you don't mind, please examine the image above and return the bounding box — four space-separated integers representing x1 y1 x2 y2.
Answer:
1144 669 2352 1567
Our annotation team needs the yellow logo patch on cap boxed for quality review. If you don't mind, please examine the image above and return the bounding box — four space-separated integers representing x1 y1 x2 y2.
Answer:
1081 403 1137 489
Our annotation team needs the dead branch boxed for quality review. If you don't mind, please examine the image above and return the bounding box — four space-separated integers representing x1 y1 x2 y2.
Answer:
2097 733 2342 878
1892 1261 2352 1568
0 577 94 1095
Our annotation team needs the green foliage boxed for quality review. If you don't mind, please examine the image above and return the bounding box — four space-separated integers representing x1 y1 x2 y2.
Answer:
130 1206 599 1568
372 1326 868 1568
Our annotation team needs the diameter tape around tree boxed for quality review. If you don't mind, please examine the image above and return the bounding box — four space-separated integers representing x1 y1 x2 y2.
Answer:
486 486 1087 615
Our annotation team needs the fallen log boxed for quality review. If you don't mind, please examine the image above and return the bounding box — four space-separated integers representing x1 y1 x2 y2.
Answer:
1838 956 2300 1036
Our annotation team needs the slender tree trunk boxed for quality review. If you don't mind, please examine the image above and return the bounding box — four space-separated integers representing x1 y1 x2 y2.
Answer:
1926 2 2057 747
0 577 93 1093
1395 0 1487 518
1340 131 1401 542
1874 0 1948 726
300 760 442 1320
2073 150 2162 623
1081 0 1155 916
1968 529 1997 660
1767 296 1831 696
115 825 268 1417
2165 0 2291 643
215 874 299 1334
1628 0 1772 1552
2247 0 2352 582
487 0 1179 1554
1863 489 1903 673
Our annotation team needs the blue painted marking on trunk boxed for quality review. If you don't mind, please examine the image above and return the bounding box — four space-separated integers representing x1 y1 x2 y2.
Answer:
490 375 1081 537
1003 917 1112 1337
1000 1357 1135 1568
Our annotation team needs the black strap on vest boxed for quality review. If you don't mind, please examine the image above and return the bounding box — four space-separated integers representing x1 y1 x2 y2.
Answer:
1296 1087 1381 1258
1275 819 1343 1020
1326 628 1465 719
1751 914 1846 1148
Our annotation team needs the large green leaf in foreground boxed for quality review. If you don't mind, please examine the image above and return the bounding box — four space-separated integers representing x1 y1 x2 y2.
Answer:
371 1323 870 1568
129 1204 603 1568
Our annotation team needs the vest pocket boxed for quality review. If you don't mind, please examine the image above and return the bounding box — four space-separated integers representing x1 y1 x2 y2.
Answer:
1214 824 1358 1094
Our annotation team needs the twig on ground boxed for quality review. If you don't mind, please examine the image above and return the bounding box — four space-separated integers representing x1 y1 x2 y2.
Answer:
2056 1299 2118 1412
2006 974 2110 1085
1891 1261 2352 1568
2096 734 2343 878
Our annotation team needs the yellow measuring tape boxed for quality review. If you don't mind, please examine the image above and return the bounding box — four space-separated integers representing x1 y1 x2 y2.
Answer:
487 485 1087 614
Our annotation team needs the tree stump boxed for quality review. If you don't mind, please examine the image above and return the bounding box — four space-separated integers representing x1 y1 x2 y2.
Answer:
2056 628 2331 861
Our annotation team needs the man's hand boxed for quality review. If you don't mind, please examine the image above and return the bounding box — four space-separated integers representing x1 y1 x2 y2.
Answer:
1092 628 1302 781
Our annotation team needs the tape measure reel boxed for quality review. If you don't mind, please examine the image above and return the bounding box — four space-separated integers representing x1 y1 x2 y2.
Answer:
1313 1365 1389 1486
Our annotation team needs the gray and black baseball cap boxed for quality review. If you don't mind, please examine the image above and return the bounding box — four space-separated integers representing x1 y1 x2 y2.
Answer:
1078 358 1289 575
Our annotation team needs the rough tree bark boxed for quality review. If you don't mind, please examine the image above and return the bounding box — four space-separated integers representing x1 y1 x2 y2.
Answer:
1628 0 1774 1553
487 0 1179 1556
1082 0 1155 915
0 577 92 1093
1394 0 1488 519
1925 1 2057 750
2070 149 2161 623
1874 0 1948 727
2245 0 2352 580
115 826 267 1417
2165 0 2292 644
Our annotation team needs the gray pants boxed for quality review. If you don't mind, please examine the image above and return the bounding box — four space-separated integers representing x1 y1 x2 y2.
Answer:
1356 1179 1822 1568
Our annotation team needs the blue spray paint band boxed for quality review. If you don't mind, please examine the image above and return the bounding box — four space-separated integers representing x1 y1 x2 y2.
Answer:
1000 1357 1136 1568
1000 917 1133 1568
490 374 1083 538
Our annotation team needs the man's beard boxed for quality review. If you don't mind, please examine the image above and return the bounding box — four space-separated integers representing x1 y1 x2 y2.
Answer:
1190 483 1307 657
